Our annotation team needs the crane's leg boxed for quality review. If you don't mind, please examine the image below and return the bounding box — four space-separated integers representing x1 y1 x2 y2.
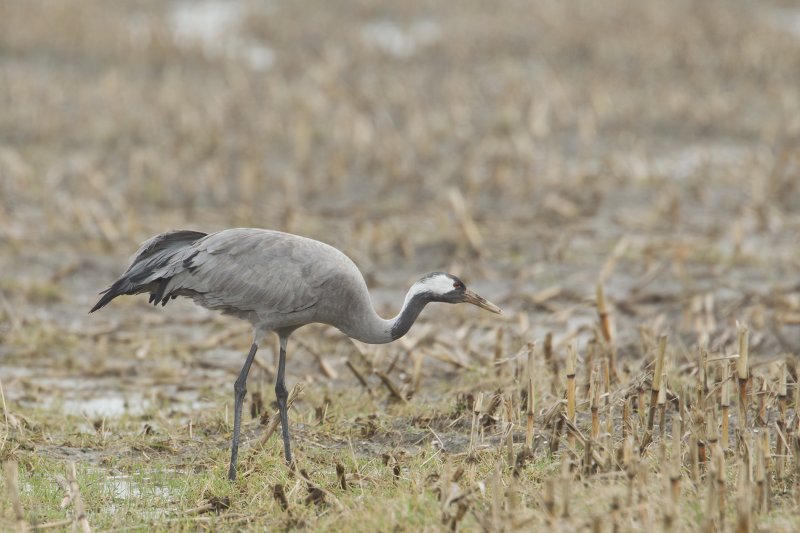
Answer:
228 342 258 481
276 335 293 466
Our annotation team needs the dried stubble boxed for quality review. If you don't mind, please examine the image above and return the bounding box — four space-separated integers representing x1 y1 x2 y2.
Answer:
2 0 800 531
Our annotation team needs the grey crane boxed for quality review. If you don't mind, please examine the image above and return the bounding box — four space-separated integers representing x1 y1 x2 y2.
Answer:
89 228 501 480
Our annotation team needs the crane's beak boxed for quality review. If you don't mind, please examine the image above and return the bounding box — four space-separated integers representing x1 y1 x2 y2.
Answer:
463 289 503 314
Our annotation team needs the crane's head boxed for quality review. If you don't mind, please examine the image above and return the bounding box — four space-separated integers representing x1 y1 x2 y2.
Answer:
414 272 502 314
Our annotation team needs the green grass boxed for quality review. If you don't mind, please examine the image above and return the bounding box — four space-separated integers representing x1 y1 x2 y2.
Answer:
2 403 508 531
3 360 799 532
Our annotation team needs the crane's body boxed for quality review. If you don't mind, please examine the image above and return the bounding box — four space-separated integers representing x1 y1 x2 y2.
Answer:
90 228 501 480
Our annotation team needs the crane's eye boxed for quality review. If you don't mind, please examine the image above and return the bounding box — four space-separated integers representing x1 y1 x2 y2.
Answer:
453 282 464 290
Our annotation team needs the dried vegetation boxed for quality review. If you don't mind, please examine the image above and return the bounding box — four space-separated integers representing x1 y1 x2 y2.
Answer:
2 0 800 530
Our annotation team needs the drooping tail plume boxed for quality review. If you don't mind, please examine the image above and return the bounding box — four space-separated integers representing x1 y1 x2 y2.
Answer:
89 230 208 313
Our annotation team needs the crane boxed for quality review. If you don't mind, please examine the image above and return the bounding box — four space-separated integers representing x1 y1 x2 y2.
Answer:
90 228 502 480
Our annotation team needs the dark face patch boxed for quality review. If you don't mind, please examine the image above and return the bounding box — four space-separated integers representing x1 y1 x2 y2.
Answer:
391 273 469 340
430 274 467 304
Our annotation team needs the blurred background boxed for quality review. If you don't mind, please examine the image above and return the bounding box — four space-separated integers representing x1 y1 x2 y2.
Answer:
1 0 800 425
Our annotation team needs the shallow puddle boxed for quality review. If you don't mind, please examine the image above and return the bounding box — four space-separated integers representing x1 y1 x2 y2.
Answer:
169 0 276 71
61 395 148 418
1 365 215 421
360 19 442 58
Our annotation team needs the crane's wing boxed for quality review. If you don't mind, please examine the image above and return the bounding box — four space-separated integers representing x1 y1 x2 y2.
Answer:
90 230 209 313
164 229 334 315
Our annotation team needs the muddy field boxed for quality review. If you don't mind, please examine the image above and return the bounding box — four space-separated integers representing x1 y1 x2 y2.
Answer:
2 0 800 531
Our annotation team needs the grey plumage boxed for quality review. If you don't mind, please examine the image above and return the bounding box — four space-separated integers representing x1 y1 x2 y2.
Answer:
91 229 209 312
92 229 392 341
90 227 501 480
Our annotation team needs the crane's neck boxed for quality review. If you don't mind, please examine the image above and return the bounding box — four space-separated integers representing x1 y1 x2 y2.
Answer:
347 285 431 345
